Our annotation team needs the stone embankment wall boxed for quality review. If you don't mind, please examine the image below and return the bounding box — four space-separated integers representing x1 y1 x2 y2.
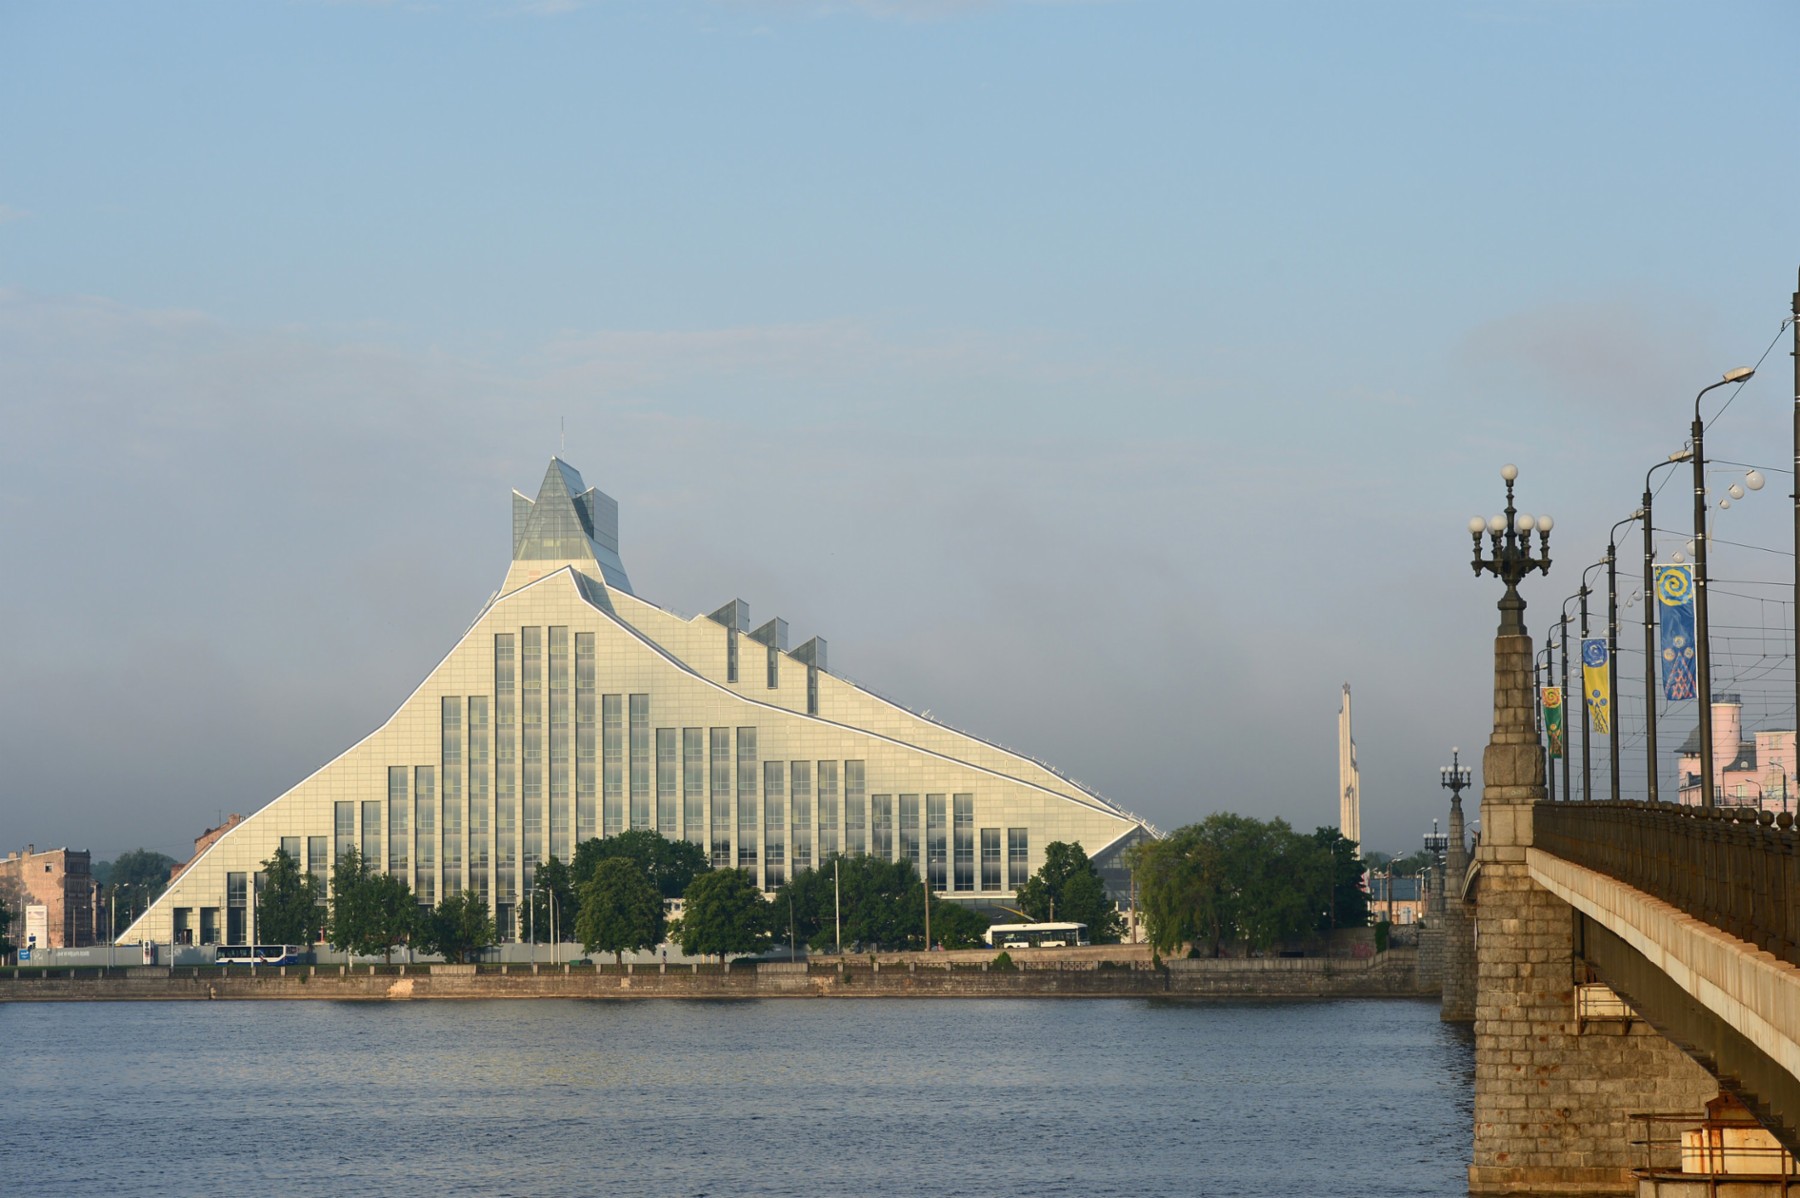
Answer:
1 947 1430 1002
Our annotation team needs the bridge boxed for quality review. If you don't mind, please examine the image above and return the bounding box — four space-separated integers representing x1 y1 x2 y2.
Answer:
1458 630 1800 1195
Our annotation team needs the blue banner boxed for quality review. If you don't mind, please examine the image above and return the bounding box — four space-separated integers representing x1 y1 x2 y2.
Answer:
1657 564 1697 701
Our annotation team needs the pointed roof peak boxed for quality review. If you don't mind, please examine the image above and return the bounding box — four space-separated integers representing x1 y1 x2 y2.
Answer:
509 457 632 594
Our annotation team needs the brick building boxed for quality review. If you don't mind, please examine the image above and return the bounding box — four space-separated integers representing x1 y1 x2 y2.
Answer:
0 845 99 949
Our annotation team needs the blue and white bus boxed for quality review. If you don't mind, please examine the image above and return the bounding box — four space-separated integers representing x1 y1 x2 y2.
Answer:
213 945 310 966
983 922 1090 949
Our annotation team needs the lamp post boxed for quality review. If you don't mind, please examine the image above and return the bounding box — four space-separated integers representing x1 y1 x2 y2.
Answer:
1578 560 1607 802
1692 367 1758 808
1537 640 1557 800
1606 512 1643 803
1642 449 1695 804
1560 595 1580 803
1468 464 1553 637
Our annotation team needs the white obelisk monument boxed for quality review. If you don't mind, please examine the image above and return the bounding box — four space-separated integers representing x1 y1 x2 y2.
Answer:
1338 683 1361 853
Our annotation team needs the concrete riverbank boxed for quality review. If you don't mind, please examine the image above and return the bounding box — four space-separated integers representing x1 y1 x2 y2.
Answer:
0 947 1428 1001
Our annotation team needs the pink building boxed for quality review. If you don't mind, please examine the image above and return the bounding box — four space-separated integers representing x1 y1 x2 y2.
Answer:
1675 694 1799 812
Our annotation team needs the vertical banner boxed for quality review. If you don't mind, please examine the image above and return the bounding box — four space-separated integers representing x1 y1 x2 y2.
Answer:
1657 563 1697 701
1541 687 1564 759
1582 638 1611 734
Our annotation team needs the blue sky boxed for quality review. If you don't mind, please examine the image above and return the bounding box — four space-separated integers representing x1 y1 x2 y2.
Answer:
2 0 1797 861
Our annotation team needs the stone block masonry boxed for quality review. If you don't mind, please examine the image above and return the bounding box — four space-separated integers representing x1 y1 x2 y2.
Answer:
0 950 1433 1002
1470 634 1715 1196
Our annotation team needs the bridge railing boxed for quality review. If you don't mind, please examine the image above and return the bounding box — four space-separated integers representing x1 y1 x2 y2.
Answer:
1534 801 1800 969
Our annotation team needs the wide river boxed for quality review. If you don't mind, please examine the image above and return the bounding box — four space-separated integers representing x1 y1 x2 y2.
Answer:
2 997 1471 1197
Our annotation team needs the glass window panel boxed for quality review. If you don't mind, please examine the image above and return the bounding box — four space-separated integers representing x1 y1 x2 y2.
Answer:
629 694 651 831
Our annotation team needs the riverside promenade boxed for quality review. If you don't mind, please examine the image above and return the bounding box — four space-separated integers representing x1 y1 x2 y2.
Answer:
0 946 1428 1002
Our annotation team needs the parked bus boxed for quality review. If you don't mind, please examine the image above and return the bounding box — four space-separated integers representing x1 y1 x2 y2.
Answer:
214 945 310 966
983 922 1089 949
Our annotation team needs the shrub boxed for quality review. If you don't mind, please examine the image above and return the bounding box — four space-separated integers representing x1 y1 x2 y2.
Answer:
991 951 1017 972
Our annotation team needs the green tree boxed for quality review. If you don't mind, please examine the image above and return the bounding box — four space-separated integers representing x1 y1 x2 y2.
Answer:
100 848 178 931
1130 815 1339 956
419 890 497 964
674 868 770 962
774 855 981 952
255 846 322 945
1314 827 1371 932
1015 841 1126 943
571 831 709 900
524 856 577 944
576 858 666 964
928 898 989 949
327 847 418 962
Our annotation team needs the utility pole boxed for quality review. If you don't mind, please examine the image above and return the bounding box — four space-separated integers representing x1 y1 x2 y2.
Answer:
1792 267 1799 797
923 875 932 951
833 858 842 954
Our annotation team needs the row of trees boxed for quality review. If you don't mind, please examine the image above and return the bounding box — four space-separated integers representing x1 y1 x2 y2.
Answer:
1127 816 1367 956
251 830 1123 964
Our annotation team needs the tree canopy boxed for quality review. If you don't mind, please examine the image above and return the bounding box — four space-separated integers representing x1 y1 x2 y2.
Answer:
673 868 770 961
571 831 709 900
327 847 418 962
773 854 990 952
523 856 577 944
1015 841 1125 943
255 846 322 945
576 857 666 963
1129 815 1345 956
98 848 178 929
418 890 497 964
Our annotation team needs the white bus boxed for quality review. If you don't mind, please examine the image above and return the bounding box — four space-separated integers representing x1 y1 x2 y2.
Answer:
214 944 310 966
984 922 1090 949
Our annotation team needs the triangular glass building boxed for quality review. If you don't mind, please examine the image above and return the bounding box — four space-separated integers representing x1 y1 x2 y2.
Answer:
123 460 1151 947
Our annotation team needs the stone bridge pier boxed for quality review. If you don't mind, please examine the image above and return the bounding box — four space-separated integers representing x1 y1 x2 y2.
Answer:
1469 632 1716 1196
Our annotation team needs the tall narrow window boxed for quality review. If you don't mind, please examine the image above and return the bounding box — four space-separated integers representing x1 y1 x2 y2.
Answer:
953 794 975 892
307 837 329 901
603 693 624 836
682 728 705 845
981 828 1001 891
1008 828 1030 889
415 766 437 905
548 626 570 862
872 795 893 861
442 697 464 896
736 728 759 874
726 626 738 683
226 873 248 945
361 800 382 870
656 727 678 836
521 626 543 889
469 695 490 903
574 632 596 842
766 643 779 689
845 761 867 856
709 728 732 868
388 766 410 878
763 760 786 887
335 802 355 862
899 795 921 870
925 794 947 890
495 634 516 902
629 694 651 831
817 761 839 859
790 761 812 874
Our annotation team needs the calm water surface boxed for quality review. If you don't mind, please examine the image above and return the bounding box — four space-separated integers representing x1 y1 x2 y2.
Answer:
1 997 1471 1197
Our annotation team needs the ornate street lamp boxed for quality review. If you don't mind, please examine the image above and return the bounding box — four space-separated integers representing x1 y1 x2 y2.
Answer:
1692 367 1758 807
1469 464 1553 636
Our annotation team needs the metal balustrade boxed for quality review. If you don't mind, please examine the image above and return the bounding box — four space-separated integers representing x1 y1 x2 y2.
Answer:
1535 800 1800 968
